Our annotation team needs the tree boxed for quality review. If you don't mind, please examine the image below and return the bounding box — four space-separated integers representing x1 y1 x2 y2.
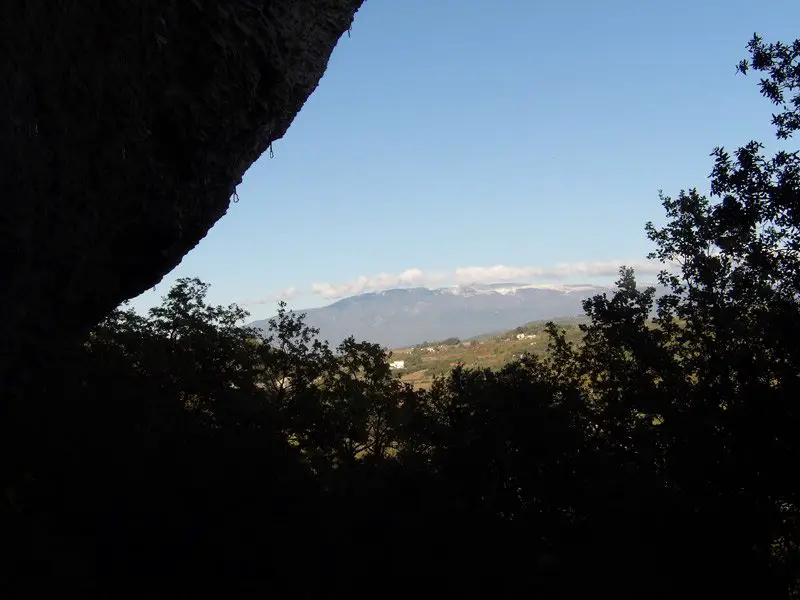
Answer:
6 32 800 600
738 34 800 140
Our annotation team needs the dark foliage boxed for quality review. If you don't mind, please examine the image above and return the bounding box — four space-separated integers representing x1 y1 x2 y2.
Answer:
2 34 800 599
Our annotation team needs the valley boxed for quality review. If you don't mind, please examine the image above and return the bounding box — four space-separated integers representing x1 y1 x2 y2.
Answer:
391 316 587 389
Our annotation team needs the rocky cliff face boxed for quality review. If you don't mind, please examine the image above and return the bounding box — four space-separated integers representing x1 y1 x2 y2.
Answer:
0 1 364 391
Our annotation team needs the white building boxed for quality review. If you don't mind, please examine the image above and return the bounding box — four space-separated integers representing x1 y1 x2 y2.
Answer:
389 360 405 370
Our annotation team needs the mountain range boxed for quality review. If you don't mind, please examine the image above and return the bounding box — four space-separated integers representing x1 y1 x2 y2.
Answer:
250 282 633 349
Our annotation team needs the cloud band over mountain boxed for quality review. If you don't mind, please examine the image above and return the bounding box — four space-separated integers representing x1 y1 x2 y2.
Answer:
307 259 671 300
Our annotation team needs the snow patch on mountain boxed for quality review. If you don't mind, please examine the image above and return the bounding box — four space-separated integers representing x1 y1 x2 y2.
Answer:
443 283 605 296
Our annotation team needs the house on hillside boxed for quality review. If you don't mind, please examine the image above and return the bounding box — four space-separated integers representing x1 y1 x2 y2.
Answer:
389 360 405 370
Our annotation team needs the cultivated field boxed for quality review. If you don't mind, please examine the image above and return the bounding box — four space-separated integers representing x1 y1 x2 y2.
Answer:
391 317 587 389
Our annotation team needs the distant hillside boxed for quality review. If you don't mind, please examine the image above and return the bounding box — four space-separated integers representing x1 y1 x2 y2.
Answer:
393 317 589 390
251 283 622 348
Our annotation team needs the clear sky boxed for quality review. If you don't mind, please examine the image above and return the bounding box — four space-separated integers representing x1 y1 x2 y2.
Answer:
130 0 800 319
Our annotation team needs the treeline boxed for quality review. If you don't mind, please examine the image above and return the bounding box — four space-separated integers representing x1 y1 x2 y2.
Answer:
414 336 462 348
2 34 800 599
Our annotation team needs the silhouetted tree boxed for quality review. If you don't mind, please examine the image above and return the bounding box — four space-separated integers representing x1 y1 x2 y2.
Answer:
4 32 800 600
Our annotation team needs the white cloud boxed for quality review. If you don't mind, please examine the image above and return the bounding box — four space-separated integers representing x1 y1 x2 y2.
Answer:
308 259 675 300
241 286 298 306
274 286 298 301
454 259 668 284
311 268 438 299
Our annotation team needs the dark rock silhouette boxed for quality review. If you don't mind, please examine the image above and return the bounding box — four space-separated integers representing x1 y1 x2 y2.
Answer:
0 0 363 392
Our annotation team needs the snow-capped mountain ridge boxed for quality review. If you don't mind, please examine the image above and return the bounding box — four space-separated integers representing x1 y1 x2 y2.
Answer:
251 282 629 348
442 283 605 296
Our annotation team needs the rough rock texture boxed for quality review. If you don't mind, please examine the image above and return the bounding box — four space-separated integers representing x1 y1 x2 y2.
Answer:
0 0 364 390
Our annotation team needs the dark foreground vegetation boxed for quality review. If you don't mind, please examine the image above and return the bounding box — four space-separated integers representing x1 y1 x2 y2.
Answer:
2 35 800 598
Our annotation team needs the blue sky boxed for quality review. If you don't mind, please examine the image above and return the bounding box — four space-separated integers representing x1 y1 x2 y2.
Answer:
130 0 800 319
